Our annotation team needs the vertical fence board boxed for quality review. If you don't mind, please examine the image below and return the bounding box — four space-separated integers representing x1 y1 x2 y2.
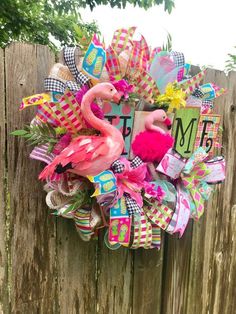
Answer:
132 248 164 314
0 48 8 313
57 220 97 314
1 43 236 314
187 69 236 314
160 224 193 314
96 236 133 314
5 43 56 313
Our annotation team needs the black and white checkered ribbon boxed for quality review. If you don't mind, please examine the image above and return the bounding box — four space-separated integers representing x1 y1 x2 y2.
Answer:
111 157 143 215
202 100 213 110
111 159 125 173
192 87 204 99
124 194 141 215
170 51 185 68
130 156 143 169
44 78 79 93
63 47 90 86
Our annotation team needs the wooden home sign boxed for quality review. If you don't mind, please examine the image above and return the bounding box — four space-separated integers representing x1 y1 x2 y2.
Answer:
103 103 220 159
172 107 220 158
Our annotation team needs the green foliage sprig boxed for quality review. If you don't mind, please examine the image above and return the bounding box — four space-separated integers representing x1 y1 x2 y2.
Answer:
63 188 94 215
11 123 59 152
161 32 172 52
225 46 236 73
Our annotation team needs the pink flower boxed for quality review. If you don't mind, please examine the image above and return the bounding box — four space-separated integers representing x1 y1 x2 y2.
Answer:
144 183 165 203
111 79 134 100
114 158 147 207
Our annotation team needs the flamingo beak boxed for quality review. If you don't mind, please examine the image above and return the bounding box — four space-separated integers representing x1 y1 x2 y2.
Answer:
164 117 172 130
112 92 122 104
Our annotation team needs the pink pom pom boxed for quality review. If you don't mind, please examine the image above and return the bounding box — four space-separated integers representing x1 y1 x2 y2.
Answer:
132 130 174 163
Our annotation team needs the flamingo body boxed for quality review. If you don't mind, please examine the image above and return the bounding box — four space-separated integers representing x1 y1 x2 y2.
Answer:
39 83 124 180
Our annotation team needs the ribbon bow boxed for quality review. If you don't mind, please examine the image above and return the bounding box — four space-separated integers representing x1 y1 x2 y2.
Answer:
157 147 225 229
44 47 90 94
111 156 147 213
180 148 214 219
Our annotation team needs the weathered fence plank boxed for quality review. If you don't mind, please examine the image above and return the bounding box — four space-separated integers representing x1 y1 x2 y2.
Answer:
96 235 133 314
0 48 9 313
5 43 56 313
1 43 235 314
132 248 164 314
161 224 193 314
57 220 97 314
187 69 236 314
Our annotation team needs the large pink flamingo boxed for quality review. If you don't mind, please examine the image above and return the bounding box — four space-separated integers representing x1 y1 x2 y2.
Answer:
132 109 174 163
39 83 124 180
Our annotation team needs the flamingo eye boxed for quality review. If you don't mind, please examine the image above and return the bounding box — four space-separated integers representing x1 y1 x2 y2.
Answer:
163 115 166 120
110 88 113 92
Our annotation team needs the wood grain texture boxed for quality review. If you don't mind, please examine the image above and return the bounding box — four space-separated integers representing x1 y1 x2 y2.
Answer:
96 232 133 314
1 44 235 314
132 247 164 314
0 48 9 313
187 69 236 314
161 223 193 314
5 43 56 313
57 219 97 314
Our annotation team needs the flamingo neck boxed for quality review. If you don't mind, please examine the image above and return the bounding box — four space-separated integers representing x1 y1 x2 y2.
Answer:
81 92 118 137
147 124 166 134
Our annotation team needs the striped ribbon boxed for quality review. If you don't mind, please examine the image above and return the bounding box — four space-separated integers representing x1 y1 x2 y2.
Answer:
30 144 61 181
180 69 206 94
37 90 86 133
143 201 174 230
132 70 159 103
111 27 136 55
105 46 122 80
150 223 161 249
73 209 94 241
127 43 148 75
131 210 152 249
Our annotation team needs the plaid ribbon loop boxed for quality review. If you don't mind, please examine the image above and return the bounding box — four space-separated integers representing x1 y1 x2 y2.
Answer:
44 77 79 93
63 47 90 86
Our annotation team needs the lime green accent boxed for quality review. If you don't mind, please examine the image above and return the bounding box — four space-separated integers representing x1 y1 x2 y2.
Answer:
86 48 97 65
100 173 114 181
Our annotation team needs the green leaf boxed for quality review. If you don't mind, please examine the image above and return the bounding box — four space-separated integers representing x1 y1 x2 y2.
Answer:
11 129 28 136
62 203 76 215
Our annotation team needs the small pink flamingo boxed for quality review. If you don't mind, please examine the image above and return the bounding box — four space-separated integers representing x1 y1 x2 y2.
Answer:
39 83 124 180
180 194 190 210
160 155 170 173
132 109 174 163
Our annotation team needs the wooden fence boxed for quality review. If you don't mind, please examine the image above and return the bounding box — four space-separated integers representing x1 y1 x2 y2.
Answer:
0 43 235 314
